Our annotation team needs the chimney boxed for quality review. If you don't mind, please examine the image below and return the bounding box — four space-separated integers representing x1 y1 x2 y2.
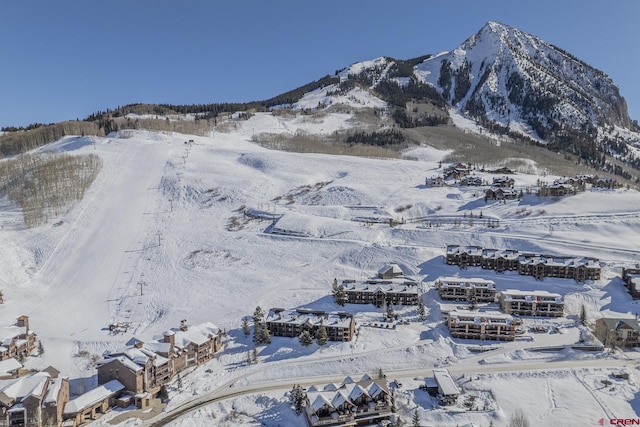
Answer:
180 319 188 331
163 330 175 346
17 315 29 332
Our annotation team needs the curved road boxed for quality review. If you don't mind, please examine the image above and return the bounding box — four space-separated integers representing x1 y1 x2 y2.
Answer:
142 356 639 426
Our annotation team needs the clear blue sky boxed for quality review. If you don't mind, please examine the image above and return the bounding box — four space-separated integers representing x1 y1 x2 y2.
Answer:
1 0 639 129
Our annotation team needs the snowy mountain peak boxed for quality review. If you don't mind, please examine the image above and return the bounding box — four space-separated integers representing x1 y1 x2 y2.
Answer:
414 21 631 140
289 21 639 173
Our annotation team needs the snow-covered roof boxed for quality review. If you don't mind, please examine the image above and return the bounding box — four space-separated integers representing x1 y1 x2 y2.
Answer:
1 331 20 346
124 348 150 365
97 355 143 373
346 383 369 401
598 317 640 332
63 380 124 415
449 310 513 325
172 322 220 348
266 309 353 329
366 381 386 398
377 264 403 277
330 390 352 408
305 376 388 414
341 376 356 385
433 369 460 396
359 374 372 382
446 245 483 255
437 277 496 289
309 393 333 411
481 248 520 260
342 279 418 295
0 358 22 375
500 289 563 302
518 254 600 268
43 377 65 404
0 372 50 402
142 341 172 355
323 383 341 391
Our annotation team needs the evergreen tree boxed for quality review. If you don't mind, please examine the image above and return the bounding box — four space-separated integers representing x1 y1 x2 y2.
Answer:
262 324 271 344
331 279 346 306
252 348 259 364
289 384 305 415
386 299 395 321
299 330 314 346
332 279 348 306
316 325 329 346
253 322 264 346
412 407 421 427
336 285 348 306
417 300 426 322
288 384 298 407
38 341 44 356
378 367 385 379
580 304 587 326
252 307 271 345
176 373 183 392
253 306 265 324
246 350 252 365
242 317 251 337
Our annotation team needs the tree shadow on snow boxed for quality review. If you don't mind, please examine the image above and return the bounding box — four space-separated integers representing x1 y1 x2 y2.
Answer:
629 390 640 415
598 277 636 313
253 395 297 426
222 328 257 356
457 197 489 212
258 336 323 362
416 256 454 281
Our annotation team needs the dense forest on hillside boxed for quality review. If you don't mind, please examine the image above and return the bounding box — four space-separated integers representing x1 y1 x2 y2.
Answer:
0 75 339 157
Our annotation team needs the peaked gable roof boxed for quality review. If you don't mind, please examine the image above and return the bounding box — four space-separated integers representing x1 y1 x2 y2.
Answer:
378 264 403 277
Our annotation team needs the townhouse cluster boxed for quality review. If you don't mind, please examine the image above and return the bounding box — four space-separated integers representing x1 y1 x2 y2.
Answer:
96 320 222 407
303 375 391 427
0 317 71 427
594 268 640 349
265 265 419 343
436 277 564 317
340 264 420 307
445 245 601 281
437 275 562 342
265 309 355 342
437 244 596 342
426 163 617 203
0 315 36 362
0 317 224 427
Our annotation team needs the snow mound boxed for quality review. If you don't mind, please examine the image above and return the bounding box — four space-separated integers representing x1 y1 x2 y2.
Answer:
237 153 276 173
295 185 374 206
182 248 239 270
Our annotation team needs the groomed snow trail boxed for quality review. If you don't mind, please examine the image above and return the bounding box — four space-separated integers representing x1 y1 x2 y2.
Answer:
23 138 171 339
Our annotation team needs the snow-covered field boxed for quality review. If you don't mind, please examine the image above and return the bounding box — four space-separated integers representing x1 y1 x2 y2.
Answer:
2 111 640 426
